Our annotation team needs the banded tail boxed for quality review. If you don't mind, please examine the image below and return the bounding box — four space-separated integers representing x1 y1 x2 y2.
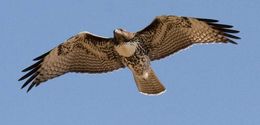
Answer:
133 68 166 95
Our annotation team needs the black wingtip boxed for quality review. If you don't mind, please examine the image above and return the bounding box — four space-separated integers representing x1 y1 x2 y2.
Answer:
228 40 238 44
20 50 50 92
198 18 241 41
21 72 39 90
22 60 43 72
35 83 40 87
223 33 241 39
215 28 240 33
209 23 234 28
27 82 36 92
33 50 51 61
196 18 219 23
19 66 40 81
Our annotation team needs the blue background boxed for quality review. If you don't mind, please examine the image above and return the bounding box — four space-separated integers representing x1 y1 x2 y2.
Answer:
1 0 259 125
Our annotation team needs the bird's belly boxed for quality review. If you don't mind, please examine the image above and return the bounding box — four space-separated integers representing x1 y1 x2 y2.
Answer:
122 54 150 77
114 42 138 57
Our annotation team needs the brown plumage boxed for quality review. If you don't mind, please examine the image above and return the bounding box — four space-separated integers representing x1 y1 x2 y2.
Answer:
19 15 240 95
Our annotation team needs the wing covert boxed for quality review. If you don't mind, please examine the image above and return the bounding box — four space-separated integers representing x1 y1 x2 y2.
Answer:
135 15 240 60
19 32 124 92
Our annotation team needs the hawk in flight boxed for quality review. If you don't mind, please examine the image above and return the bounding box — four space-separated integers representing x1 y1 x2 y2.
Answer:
19 15 240 95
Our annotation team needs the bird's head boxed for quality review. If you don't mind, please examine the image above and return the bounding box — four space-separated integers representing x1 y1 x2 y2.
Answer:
113 28 135 44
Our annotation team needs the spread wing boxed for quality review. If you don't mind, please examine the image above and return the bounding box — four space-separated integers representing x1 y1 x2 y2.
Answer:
19 32 124 92
135 15 240 60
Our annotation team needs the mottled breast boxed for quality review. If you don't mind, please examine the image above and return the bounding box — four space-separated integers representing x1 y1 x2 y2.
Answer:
114 42 138 57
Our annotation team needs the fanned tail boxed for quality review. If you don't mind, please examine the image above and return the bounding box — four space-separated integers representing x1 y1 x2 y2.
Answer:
133 68 166 95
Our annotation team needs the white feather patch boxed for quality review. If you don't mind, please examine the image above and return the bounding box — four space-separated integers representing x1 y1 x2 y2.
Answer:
77 31 110 39
139 89 167 96
142 72 149 79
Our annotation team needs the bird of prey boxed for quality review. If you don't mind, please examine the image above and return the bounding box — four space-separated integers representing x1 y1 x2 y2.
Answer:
19 15 240 95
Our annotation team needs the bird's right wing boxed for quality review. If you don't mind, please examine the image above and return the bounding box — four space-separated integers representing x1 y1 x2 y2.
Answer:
19 32 124 92
135 15 240 61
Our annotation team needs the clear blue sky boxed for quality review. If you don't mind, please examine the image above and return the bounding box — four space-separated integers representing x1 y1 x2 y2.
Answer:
1 0 259 125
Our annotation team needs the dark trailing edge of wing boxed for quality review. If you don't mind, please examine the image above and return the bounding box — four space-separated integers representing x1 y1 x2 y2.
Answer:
196 18 241 44
19 50 50 92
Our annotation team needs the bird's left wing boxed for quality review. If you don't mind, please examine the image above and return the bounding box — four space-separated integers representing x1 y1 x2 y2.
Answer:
19 32 124 92
135 15 240 61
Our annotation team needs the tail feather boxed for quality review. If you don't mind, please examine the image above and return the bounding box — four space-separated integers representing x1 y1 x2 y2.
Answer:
133 69 166 95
